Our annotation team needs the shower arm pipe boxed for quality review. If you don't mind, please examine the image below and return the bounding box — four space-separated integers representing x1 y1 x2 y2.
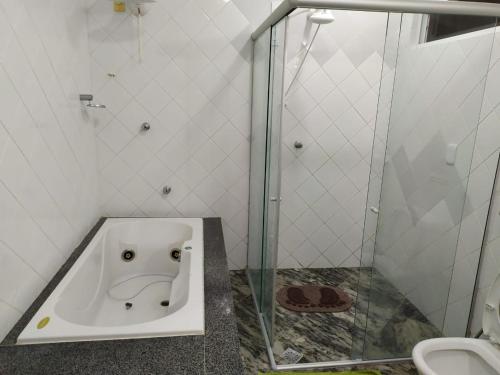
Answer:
251 0 500 40
285 23 321 96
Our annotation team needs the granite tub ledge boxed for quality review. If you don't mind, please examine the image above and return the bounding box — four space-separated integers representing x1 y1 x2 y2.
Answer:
0 217 243 375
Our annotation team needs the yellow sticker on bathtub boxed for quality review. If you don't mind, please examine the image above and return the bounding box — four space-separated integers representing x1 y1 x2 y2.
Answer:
37 317 50 329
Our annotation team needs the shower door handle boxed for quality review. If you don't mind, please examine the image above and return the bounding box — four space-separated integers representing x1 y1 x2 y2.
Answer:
270 197 282 202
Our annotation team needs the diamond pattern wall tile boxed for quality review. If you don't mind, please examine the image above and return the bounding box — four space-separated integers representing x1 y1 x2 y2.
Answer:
299 143 330 173
296 178 327 206
338 70 372 103
212 84 247 119
118 137 154 172
335 107 366 139
292 240 322 267
121 175 155 206
0 0 107 339
135 80 172 115
301 106 333 138
195 65 229 98
98 119 134 153
88 0 269 269
97 80 133 115
302 69 336 102
286 84 318 120
276 8 387 269
311 193 341 222
153 19 190 57
320 89 352 121
323 50 356 84
323 240 352 266
310 225 338 252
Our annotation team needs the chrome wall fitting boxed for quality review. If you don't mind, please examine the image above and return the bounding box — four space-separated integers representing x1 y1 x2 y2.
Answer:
79 94 106 109
141 122 151 131
162 186 172 195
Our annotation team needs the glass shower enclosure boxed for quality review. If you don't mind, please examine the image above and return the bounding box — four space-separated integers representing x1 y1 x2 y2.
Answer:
248 19 287 341
248 0 500 371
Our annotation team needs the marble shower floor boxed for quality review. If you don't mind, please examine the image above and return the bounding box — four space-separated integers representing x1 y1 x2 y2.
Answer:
230 268 438 374
272 268 360 363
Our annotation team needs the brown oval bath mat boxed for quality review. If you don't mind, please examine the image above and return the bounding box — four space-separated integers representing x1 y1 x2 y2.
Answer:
276 285 352 313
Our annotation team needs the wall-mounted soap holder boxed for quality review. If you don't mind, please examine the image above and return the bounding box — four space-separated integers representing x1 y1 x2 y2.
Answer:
79 94 106 109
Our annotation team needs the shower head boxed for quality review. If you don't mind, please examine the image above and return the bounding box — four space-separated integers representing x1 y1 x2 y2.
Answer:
300 9 335 47
308 10 335 24
287 9 335 97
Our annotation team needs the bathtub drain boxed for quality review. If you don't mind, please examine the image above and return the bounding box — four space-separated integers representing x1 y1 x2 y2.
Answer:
160 300 169 307
125 302 133 310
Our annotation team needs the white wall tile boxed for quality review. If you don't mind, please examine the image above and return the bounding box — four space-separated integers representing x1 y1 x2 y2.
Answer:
0 0 99 341
277 10 387 268
89 0 270 270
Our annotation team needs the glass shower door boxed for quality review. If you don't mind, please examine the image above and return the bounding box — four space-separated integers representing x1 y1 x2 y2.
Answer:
261 18 287 342
248 28 272 304
352 11 402 361
360 12 498 360
247 17 287 343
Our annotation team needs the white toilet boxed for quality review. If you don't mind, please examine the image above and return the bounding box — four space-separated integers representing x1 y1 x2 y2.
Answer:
412 273 500 375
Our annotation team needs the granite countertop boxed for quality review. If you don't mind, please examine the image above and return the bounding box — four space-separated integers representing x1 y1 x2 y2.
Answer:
0 218 243 375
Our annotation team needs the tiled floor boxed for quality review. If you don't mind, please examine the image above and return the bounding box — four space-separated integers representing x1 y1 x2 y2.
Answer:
230 268 438 374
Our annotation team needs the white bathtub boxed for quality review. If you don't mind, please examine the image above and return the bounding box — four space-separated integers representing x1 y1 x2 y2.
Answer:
17 218 204 345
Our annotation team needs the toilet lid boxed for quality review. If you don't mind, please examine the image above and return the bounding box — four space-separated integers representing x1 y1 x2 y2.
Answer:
483 273 500 344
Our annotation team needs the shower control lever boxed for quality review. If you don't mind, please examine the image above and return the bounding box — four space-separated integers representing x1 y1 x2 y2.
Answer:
79 94 106 109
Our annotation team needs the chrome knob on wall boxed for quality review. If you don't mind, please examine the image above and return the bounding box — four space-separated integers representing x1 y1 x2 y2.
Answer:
163 186 172 195
141 122 151 131
294 141 303 149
